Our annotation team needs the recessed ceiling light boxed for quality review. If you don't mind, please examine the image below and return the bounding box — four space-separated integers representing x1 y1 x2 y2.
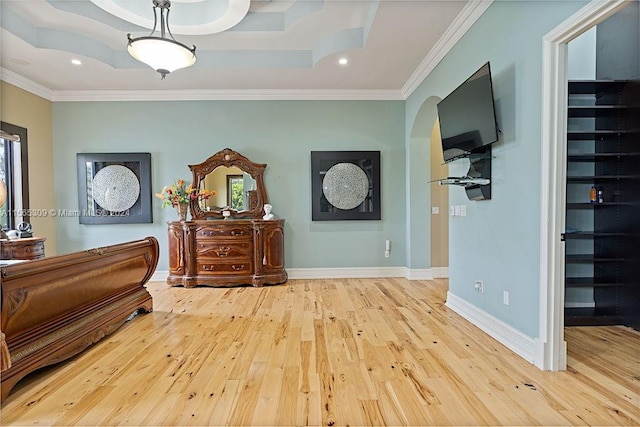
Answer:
338 58 348 66
71 59 82 66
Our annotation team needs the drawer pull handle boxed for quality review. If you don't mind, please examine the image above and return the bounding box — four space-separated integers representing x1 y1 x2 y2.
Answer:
230 230 245 236
203 265 215 271
214 247 231 257
231 264 244 271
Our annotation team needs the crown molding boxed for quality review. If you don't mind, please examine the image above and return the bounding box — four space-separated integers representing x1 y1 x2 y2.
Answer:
0 70 404 101
0 68 402 102
0 67 54 101
401 0 494 98
51 89 404 102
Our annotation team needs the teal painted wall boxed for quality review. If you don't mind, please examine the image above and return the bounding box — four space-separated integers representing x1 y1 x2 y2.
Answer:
406 97 440 270
52 100 406 271
406 1 588 337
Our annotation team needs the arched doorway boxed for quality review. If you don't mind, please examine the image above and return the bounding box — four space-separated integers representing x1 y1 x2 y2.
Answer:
410 96 448 276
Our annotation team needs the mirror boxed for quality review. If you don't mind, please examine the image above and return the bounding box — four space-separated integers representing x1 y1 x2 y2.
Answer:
189 148 268 220
198 166 257 212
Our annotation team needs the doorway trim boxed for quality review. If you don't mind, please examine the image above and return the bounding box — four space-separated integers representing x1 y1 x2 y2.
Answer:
537 0 629 371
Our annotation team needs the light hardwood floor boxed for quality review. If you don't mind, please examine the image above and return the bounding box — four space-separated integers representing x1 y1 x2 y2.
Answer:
2 278 639 426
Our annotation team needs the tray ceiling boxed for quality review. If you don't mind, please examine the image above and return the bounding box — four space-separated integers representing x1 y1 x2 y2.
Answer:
0 0 478 98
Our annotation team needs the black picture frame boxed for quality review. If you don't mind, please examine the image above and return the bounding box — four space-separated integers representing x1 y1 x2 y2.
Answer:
76 152 152 224
311 150 381 221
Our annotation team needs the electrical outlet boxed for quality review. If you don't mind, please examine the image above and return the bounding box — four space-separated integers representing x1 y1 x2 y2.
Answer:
474 280 484 293
503 291 509 305
454 205 461 216
450 206 455 216
460 204 467 216
384 250 390 258
432 207 439 215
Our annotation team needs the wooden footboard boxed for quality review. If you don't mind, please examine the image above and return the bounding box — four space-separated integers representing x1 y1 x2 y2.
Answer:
0 237 159 401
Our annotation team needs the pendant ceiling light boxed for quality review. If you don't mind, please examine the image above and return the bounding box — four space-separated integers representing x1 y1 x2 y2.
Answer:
127 0 196 79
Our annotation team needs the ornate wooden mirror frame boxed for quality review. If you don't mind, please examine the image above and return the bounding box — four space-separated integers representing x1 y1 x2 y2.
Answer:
189 148 268 220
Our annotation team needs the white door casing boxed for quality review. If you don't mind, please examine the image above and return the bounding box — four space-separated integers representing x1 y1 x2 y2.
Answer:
537 0 630 371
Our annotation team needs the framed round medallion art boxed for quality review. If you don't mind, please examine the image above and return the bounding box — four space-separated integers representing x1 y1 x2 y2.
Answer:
76 152 152 224
311 151 381 221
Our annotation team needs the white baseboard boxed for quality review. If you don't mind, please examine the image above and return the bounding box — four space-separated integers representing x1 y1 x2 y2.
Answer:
287 267 407 279
445 291 536 364
431 267 449 278
404 268 433 280
149 267 444 282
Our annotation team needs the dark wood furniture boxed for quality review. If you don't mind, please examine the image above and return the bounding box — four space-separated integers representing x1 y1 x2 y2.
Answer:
564 80 639 329
168 148 287 288
0 237 45 260
167 219 286 287
0 237 159 401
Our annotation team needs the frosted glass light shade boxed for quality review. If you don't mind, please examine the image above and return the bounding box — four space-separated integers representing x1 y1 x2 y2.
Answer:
127 37 196 77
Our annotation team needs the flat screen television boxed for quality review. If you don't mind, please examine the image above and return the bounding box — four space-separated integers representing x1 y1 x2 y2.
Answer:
437 62 499 163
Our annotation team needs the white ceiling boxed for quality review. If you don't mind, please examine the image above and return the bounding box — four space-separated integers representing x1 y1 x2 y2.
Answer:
0 0 487 100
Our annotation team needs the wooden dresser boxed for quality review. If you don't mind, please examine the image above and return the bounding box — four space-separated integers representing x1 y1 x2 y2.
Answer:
167 219 287 287
0 237 45 260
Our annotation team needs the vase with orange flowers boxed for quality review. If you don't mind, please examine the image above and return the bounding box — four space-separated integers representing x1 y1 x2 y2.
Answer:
155 179 215 221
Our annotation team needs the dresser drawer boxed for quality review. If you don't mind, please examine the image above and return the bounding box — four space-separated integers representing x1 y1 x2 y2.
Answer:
1 240 45 260
195 224 252 239
197 261 253 275
14 243 45 259
196 241 252 260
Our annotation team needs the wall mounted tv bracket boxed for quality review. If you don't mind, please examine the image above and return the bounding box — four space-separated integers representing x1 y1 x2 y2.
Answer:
436 145 492 201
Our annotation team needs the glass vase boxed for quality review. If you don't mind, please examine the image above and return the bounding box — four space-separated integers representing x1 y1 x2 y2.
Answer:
176 203 189 221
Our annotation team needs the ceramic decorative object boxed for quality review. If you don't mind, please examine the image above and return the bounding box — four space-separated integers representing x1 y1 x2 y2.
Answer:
92 165 141 212
5 230 19 239
263 204 274 220
322 162 369 210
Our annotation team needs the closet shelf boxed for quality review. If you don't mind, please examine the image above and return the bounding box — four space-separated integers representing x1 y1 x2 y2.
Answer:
566 175 640 182
568 105 627 117
566 202 638 209
565 79 637 328
567 153 640 161
565 308 624 326
567 130 632 140
567 79 628 93
565 254 622 263
565 277 625 288
563 231 630 239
